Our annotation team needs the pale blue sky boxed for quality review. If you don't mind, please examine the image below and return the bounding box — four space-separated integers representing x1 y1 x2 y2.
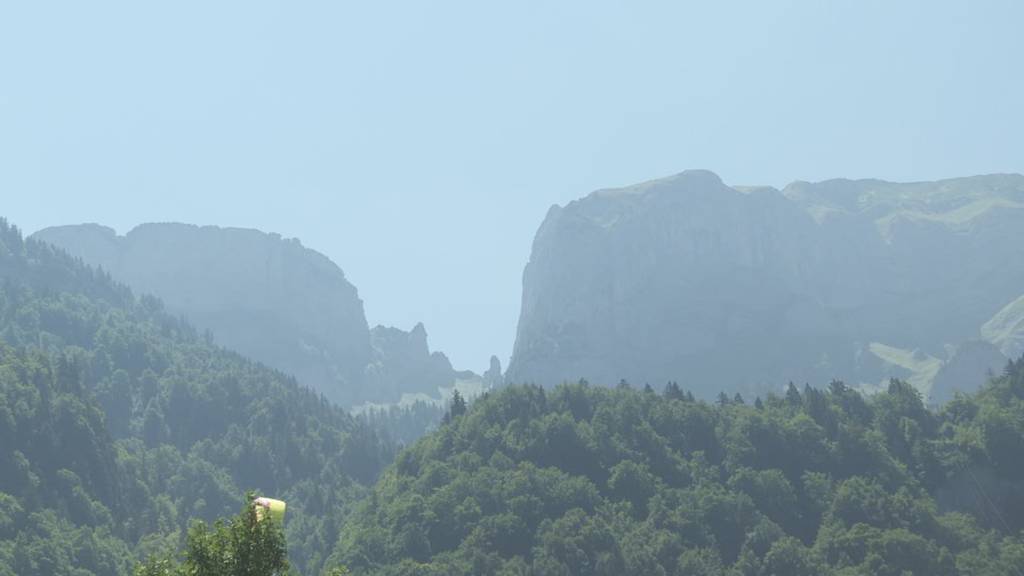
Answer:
2 1 1021 372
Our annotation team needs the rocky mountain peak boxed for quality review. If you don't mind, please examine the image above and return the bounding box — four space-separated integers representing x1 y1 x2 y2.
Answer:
32 223 466 407
507 171 1024 399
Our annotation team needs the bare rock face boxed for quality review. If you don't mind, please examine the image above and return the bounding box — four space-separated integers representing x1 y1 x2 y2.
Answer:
930 341 1009 405
32 223 459 406
482 355 503 389
365 323 457 402
506 171 1024 400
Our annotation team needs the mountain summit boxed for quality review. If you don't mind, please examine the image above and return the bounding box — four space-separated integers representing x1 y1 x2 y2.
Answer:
506 171 1024 400
32 223 464 406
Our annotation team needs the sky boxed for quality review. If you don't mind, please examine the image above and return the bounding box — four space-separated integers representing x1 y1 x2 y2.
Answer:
2 1 1022 372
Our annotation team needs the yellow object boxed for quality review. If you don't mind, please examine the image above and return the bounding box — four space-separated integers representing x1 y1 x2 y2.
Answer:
253 497 286 524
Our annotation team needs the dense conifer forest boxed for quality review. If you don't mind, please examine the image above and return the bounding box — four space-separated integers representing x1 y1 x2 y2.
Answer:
4 216 1024 575
333 374 1024 575
0 219 392 575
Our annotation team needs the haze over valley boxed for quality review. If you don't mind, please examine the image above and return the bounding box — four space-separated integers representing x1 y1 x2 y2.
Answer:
3 2 1024 575
32 222 478 408
32 170 1024 409
508 170 1024 404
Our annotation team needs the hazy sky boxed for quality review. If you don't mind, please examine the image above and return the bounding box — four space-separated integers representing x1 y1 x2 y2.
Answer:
2 1 1022 372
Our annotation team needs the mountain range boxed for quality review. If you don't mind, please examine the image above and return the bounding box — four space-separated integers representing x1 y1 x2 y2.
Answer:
32 171 1024 407
507 171 1024 402
7 169 1024 575
32 223 480 408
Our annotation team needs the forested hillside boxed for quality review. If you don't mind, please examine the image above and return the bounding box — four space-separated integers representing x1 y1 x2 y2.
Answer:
0 219 393 575
335 369 1024 574
7 213 1024 576
32 223 472 408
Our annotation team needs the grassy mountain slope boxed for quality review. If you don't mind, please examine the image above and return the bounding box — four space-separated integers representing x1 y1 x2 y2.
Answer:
982 293 1024 359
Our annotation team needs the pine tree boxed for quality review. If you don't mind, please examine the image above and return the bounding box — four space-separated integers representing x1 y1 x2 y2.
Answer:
786 382 802 406
449 390 467 420
664 381 684 400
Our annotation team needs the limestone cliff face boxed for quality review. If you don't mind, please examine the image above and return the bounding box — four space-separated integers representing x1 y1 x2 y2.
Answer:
507 171 1024 400
365 323 457 402
32 223 459 406
482 355 503 389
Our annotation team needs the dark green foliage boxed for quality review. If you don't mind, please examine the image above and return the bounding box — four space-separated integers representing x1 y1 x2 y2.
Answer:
443 390 467 425
134 494 290 576
335 362 1024 575
359 401 447 448
7 215 1024 575
0 219 394 575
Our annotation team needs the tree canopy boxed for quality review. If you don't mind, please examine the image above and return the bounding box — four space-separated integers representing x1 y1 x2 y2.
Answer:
334 368 1024 575
6 216 1024 575
134 493 292 576
0 218 393 575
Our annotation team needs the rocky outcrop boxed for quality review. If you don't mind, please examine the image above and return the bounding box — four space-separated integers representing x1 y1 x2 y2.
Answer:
507 171 1024 400
365 323 458 402
483 355 503 389
930 341 1008 405
32 223 464 406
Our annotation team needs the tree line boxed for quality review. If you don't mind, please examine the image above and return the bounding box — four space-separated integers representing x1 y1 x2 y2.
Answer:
334 368 1024 575
0 218 392 575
